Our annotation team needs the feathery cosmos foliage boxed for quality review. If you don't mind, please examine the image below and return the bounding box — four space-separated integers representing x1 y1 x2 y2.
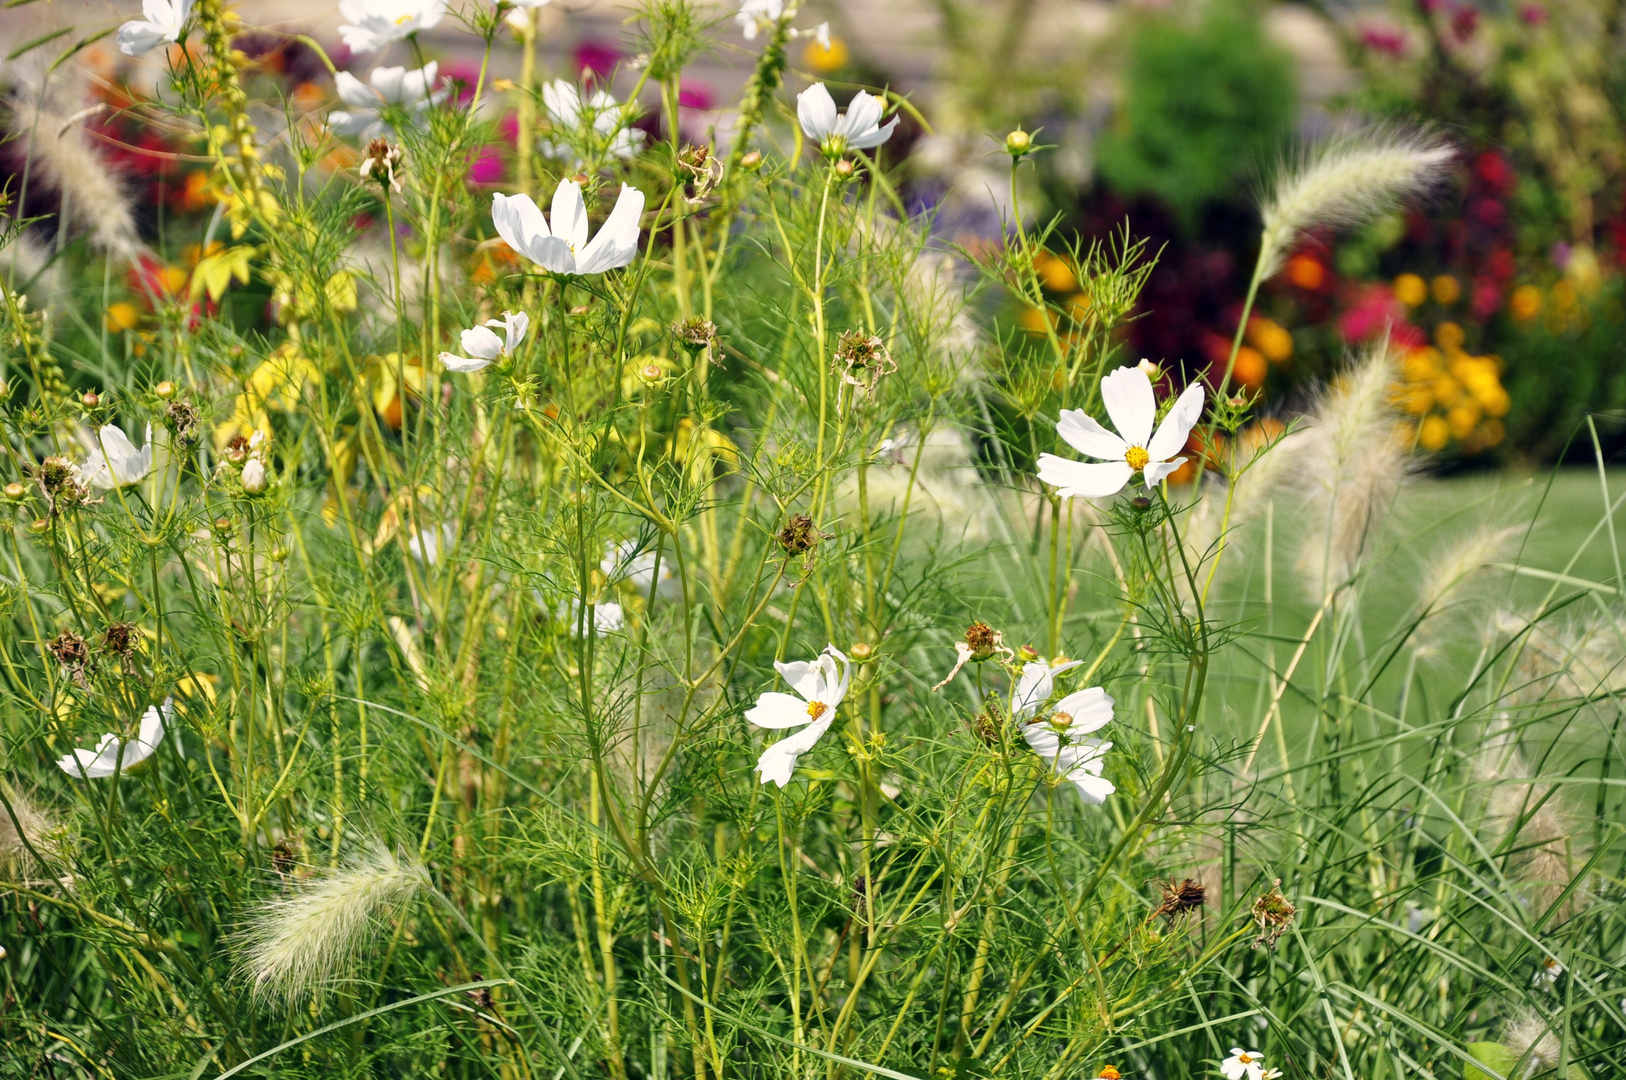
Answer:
0 2 1619 1078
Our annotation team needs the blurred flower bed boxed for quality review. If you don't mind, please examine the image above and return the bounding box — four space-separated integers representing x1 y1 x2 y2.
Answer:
973 0 1626 466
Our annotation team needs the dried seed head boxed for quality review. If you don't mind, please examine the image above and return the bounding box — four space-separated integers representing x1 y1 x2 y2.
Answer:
101 622 138 663
963 621 1000 661
776 514 824 556
1251 879 1296 949
970 705 1002 746
675 144 723 200
49 630 92 686
671 316 718 353
834 330 896 394
164 399 200 444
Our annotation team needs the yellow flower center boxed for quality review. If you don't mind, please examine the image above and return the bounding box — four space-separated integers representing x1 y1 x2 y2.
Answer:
395 13 413 23
1125 445 1150 471
807 700 829 720
1238 1056 1253 1065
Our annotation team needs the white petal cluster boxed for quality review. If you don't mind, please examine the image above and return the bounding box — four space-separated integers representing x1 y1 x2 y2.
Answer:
747 646 852 787
603 540 682 600
117 0 191 55
79 423 154 490
58 699 173 779
539 81 645 166
337 0 446 54
331 63 448 141
1221 1049 1279 1080
797 83 898 156
1011 661 1115 804
491 180 645 276
1037 365 1205 499
408 522 457 565
440 311 528 373
735 0 783 39
241 430 270 494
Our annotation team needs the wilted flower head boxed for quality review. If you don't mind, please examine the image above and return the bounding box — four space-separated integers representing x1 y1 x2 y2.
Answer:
440 311 529 373
675 144 723 202
331 63 447 141
1037 365 1205 499
1152 878 1207 922
57 699 173 779
747 645 851 786
163 398 201 445
1258 127 1453 279
776 513 824 556
337 0 446 54
48 631 93 687
797 83 898 158
834 330 896 393
239 845 426 1005
931 621 1011 691
117 0 192 56
1251 879 1296 949
33 456 93 514
360 139 405 193
671 315 718 354
491 180 646 276
79 423 154 489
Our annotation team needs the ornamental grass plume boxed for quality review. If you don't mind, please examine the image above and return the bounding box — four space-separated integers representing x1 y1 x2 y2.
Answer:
239 845 426 1005
1412 525 1520 650
0 786 53 876
1475 722 1589 918
1257 126 1454 280
1293 338 1411 596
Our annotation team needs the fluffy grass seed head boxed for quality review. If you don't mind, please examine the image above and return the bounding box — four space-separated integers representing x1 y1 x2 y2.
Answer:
1294 337 1412 596
239 845 426 1005
1258 127 1453 279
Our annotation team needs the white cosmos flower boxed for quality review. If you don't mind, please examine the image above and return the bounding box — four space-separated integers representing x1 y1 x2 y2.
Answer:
1011 660 1115 803
440 311 528 373
1037 365 1206 499
117 0 191 56
603 541 682 600
337 0 446 54
330 63 448 141
491 180 646 276
80 423 154 489
408 522 456 564
505 0 552 7
1221 1049 1266 1080
797 82 898 156
539 81 645 164
736 0 782 39
748 645 851 787
58 699 173 778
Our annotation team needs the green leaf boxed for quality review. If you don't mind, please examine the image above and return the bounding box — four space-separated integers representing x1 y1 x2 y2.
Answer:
1465 1042 1514 1080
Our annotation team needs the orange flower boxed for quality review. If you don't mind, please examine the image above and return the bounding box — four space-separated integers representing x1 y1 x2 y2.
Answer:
1033 251 1078 293
1231 345 1267 389
1246 316 1293 363
1508 284 1542 321
1285 254 1325 291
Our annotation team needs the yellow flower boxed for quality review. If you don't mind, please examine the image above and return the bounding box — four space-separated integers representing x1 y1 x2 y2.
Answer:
104 302 141 333
1419 414 1450 450
1447 402 1481 439
804 34 849 73
1509 284 1542 321
1247 316 1294 363
1431 274 1461 305
1033 251 1077 293
1393 273 1427 308
1435 321 1465 351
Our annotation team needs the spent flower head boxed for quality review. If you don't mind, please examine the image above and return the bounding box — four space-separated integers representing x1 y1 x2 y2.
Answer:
360 139 405 193
1251 879 1296 949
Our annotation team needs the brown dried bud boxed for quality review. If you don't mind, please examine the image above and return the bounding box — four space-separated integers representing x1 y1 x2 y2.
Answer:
776 514 824 556
1129 496 1152 512
164 399 200 444
675 144 723 200
1151 878 1206 923
101 622 138 659
1251 879 1296 950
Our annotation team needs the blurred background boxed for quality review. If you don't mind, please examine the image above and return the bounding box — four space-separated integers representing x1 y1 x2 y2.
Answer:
4 0 1624 468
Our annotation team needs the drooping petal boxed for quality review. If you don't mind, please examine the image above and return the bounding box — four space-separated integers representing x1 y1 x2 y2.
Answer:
439 352 494 373
774 659 822 702
846 117 899 150
1099 365 1156 447
1055 409 1128 461
117 20 171 55
745 692 814 729
1051 686 1114 734
58 733 123 779
459 325 504 360
493 311 528 353
1145 380 1206 462
1070 771 1115 804
1035 455 1133 499
755 715 834 787
1141 458 1185 489
796 82 839 140
549 180 590 254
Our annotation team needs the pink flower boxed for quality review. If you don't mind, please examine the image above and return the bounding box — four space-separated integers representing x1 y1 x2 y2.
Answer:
1471 279 1503 321
468 145 503 184
1359 25 1408 56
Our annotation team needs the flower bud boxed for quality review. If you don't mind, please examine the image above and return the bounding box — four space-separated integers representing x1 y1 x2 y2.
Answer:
850 642 874 662
640 363 665 382
1005 129 1032 155
740 150 763 170
1129 496 1152 512
833 158 855 179
1017 644 1039 662
269 545 290 563
213 516 233 533
155 380 176 400
3 482 24 500
241 458 267 494
81 391 99 409
1137 358 1161 380
28 518 49 534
